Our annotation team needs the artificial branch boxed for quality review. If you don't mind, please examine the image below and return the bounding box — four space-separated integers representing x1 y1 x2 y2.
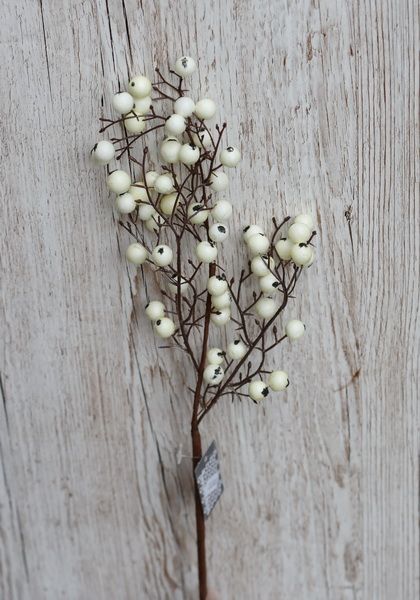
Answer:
91 55 318 600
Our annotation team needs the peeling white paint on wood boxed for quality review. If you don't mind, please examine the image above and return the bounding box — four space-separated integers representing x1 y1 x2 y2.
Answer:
0 1 418 599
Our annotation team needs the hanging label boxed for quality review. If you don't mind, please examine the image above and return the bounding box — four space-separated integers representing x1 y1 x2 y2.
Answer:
194 441 224 519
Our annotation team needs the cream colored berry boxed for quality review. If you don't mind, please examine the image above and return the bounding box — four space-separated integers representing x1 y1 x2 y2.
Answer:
248 381 269 402
275 238 294 261
115 192 136 214
285 319 305 340
128 75 152 98
196 241 217 263
107 170 131 194
294 213 314 229
154 317 176 338
210 308 231 327
91 140 115 165
287 222 311 244
154 174 175 194
291 243 313 267
129 183 148 203
124 112 146 134
227 340 247 360
247 233 270 256
209 171 228 192
255 297 278 320
132 96 152 114
160 193 179 215
194 98 216 120
268 370 289 391
251 255 275 277
203 364 224 385
126 243 147 265
152 245 173 267
211 291 231 310
160 137 181 163
259 273 280 294
138 203 156 221
207 275 228 296
207 347 225 366
145 301 165 321
188 203 209 224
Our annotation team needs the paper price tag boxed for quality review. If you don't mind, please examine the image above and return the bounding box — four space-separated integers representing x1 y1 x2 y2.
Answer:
194 441 224 519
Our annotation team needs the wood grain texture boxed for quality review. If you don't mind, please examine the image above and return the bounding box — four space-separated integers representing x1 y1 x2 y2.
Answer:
0 0 418 598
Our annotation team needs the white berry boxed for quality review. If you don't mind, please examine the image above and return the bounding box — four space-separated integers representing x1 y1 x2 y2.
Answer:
174 96 195 117
259 273 280 294
220 146 241 168
294 213 314 229
115 192 136 214
211 199 232 221
247 233 270 256
196 241 217 263
248 380 269 402
154 174 175 194
211 291 231 310
243 224 264 242
124 113 146 134
179 143 200 165
128 75 152 98
107 170 131 194
227 340 247 360
126 243 147 265
207 275 227 296
291 243 313 267
160 193 179 215
203 364 224 385
145 171 159 188
287 222 311 244
129 183 148 203
209 171 228 192
138 202 155 221
275 238 293 261
251 255 275 277
112 91 134 114
132 96 151 115
154 317 176 338
145 212 164 231
194 98 216 120
285 319 305 340
160 137 181 164
255 297 278 320
152 245 173 267
165 114 186 136
188 203 209 224
91 140 115 165
268 370 289 391
193 128 212 148
210 308 231 327
207 347 225 366
174 56 196 77
145 301 165 321
209 223 228 243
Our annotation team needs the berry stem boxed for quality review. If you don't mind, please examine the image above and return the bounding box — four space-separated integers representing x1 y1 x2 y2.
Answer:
191 255 216 600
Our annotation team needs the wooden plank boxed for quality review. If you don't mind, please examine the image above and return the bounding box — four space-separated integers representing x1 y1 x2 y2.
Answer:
0 0 418 598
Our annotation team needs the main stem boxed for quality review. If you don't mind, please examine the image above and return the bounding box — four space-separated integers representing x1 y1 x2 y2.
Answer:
191 261 216 600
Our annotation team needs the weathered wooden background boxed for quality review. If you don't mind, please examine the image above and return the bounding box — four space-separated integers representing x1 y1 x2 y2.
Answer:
0 0 418 598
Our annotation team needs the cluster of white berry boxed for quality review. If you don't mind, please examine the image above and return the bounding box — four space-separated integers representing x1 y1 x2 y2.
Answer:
275 214 315 267
91 55 315 404
233 216 312 401
204 267 307 402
